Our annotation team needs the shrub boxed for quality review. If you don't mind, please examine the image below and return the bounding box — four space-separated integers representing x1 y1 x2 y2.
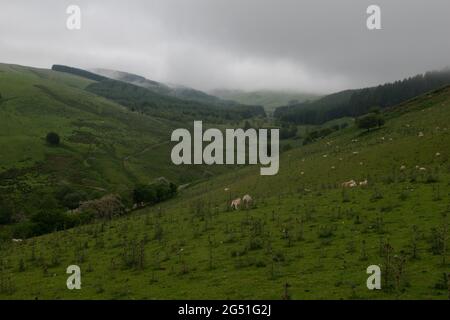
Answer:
133 179 177 206
45 132 60 146
356 113 385 131
30 210 67 235
0 199 12 224
62 192 88 210
77 194 125 219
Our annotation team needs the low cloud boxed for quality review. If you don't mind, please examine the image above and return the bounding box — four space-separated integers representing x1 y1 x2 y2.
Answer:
1 0 449 93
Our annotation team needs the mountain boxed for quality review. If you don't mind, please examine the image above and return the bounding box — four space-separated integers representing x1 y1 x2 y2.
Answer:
53 65 266 123
92 68 241 108
274 68 450 124
0 63 242 232
2 78 450 299
91 68 172 95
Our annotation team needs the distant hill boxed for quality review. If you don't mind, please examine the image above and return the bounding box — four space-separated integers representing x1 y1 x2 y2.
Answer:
92 68 240 108
0 63 244 230
211 89 320 113
53 65 266 123
91 68 172 96
274 68 450 124
52 65 108 82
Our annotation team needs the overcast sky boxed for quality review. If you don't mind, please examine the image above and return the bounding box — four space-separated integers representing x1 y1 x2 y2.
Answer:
1 0 449 94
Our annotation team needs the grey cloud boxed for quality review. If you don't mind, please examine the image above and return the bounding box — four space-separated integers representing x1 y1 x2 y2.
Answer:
0 0 449 93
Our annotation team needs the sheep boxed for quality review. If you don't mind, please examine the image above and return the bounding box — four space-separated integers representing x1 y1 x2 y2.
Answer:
230 198 241 210
342 180 357 188
242 194 253 209
359 180 368 186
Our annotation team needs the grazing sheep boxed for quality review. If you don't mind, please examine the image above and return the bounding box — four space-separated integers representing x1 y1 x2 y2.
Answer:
359 180 368 186
418 132 424 137
12 239 23 243
419 167 427 172
242 194 253 209
342 180 357 188
400 165 406 171
230 198 241 210
436 152 441 157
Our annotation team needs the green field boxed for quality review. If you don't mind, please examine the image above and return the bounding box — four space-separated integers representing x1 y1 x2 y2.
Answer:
1 69 450 299
0 63 240 233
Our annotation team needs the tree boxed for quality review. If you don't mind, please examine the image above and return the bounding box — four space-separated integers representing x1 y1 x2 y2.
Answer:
0 198 12 224
46 132 60 146
357 113 385 131
62 191 87 210
30 210 66 235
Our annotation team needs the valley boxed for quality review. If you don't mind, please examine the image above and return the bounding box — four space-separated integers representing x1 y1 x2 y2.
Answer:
1 62 450 299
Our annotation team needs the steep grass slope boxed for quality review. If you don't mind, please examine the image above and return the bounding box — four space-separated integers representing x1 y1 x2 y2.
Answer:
1 86 449 299
0 63 233 223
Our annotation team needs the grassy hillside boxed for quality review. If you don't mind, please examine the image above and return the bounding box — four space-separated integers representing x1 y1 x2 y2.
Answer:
1 85 449 299
0 63 236 233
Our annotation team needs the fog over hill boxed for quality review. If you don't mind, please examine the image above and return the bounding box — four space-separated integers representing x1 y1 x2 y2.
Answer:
1 0 450 93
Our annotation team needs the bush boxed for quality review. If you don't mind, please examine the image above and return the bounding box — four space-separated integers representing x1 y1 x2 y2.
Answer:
62 192 87 210
0 199 12 224
133 180 177 206
77 194 125 219
357 113 385 131
46 132 60 146
30 210 67 235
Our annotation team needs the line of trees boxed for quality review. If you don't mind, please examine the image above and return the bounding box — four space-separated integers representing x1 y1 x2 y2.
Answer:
0 179 178 240
274 69 450 125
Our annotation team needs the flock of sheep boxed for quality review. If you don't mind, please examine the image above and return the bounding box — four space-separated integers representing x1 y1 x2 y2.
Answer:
230 194 253 210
